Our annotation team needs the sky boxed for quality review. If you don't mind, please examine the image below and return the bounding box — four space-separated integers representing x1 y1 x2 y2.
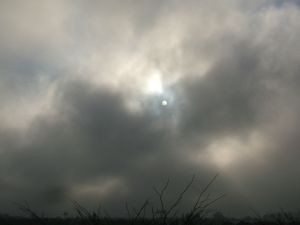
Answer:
1 0 300 217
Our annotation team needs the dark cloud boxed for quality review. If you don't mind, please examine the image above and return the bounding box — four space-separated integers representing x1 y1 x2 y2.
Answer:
1 0 300 217
272 0 300 7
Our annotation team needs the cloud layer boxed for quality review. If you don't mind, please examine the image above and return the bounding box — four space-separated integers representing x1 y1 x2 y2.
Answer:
1 0 300 216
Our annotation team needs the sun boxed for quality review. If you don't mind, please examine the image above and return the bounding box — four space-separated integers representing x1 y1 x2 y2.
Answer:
142 70 172 109
145 70 163 95
161 100 168 106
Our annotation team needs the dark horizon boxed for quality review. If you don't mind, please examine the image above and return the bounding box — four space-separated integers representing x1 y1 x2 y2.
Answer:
1 0 300 218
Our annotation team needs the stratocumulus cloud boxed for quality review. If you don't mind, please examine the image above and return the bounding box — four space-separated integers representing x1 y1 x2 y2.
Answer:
1 0 300 216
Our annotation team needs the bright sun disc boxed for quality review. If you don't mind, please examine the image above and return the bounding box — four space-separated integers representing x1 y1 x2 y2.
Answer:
162 100 168 106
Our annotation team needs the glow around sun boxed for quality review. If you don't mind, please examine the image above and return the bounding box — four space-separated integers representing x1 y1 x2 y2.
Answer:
142 70 172 109
145 70 164 95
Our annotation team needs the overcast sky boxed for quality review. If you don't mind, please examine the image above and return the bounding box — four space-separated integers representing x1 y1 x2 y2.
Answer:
1 0 300 217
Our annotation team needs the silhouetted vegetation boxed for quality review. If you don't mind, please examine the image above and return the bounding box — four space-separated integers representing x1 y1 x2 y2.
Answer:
1 174 299 225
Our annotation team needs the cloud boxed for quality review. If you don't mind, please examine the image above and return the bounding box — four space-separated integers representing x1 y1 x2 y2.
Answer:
1 0 300 216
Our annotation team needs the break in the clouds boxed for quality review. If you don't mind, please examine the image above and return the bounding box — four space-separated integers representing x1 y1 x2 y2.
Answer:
1 0 300 216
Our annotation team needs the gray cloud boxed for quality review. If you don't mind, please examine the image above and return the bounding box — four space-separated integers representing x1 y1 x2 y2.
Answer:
1 0 300 217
